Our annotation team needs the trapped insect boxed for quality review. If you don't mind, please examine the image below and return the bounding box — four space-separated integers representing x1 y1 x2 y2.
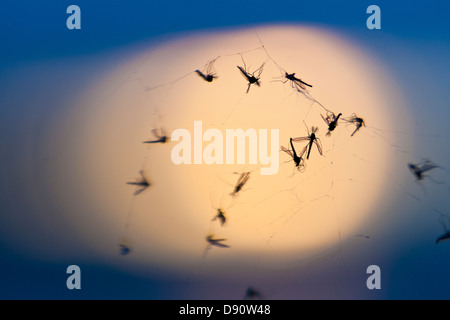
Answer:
203 234 230 257
126 170 151 195
237 55 265 93
321 111 342 136
119 243 131 256
281 138 307 172
343 113 365 137
143 128 169 144
195 57 218 82
292 123 323 160
230 171 251 197
407 160 439 181
244 287 263 300
276 71 313 92
212 208 227 226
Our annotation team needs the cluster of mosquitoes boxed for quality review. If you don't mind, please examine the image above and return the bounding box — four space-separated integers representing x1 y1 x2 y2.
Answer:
117 37 448 299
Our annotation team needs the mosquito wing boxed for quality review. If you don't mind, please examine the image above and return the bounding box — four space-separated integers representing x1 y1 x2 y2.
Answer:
139 170 147 181
321 113 331 125
291 136 310 142
206 59 217 75
134 187 147 196
235 172 248 187
254 62 266 78
281 146 294 158
420 162 439 173
212 241 230 248
240 173 250 186
151 129 162 138
313 139 323 155
293 80 307 91
298 145 307 158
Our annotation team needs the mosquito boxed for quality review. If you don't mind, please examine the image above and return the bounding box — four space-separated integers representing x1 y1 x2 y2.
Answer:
407 160 439 181
230 171 251 197
292 123 323 160
203 234 230 257
321 112 342 136
244 287 263 300
195 58 218 82
436 230 450 244
237 55 265 93
126 170 150 195
435 213 450 244
281 138 307 172
344 113 365 137
143 128 169 144
206 235 230 248
278 72 313 92
119 243 131 256
212 208 227 226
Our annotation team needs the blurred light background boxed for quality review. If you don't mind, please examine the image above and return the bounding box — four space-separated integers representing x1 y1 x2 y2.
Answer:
0 0 449 299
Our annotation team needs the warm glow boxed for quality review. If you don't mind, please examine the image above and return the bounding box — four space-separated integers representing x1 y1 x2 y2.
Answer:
45 25 411 277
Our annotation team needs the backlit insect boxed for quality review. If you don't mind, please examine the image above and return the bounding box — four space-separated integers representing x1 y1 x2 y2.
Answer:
435 213 450 245
407 160 439 181
292 124 323 160
244 287 263 300
436 230 450 245
344 113 365 137
195 58 218 82
212 208 227 226
206 235 230 248
281 72 313 92
119 243 131 256
230 171 251 197
143 128 169 144
126 170 151 195
237 55 265 93
321 112 342 136
203 234 230 257
281 138 307 172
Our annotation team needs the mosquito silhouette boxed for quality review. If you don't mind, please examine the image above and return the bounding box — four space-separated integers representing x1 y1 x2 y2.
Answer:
212 208 227 226
436 230 450 244
280 72 313 92
321 112 342 136
126 170 150 195
244 287 263 300
143 128 169 144
203 234 230 257
344 113 365 137
237 56 265 93
408 160 439 181
206 235 230 248
292 124 323 160
119 243 131 256
281 138 307 172
195 58 218 82
230 171 251 197
434 213 450 244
